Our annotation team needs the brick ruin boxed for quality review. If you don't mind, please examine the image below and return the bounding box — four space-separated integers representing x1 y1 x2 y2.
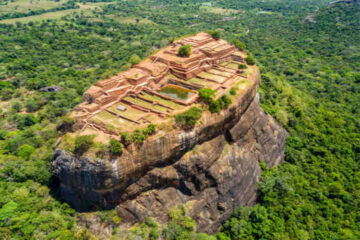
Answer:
70 32 249 135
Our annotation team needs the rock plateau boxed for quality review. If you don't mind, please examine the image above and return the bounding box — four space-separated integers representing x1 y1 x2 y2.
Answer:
51 32 287 233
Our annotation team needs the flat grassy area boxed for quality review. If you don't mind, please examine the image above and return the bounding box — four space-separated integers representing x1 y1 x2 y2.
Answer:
198 72 227 83
90 110 137 132
188 77 217 88
105 15 154 24
124 96 169 113
225 62 239 70
0 0 68 14
200 6 241 15
0 2 108 24
208 69 233 78
140 93 185 110
108 104 147 122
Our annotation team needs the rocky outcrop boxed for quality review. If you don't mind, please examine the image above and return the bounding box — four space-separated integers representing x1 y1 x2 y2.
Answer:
51 65 287 233
115 95 287 233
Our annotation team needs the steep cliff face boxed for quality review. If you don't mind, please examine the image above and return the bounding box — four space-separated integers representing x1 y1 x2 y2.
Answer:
114 95 287 233
51 66 287 233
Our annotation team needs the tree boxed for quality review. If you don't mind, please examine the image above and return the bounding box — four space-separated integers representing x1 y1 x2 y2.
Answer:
109 139 123 156
231 39 246 51
175 107 203 129
74 135 94 155
209 30 221 40
16 144 35 160
198 88 216 104
245 55 256 65
238 64 248 69
12 102 22 112
129 54 141 66
178 45 192 57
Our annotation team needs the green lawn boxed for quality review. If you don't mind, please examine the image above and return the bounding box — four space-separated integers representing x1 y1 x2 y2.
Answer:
0 0 68 14
108 104 147 122
188 77 217 88
104 15 155 24
124 96 169 113
198 72 227 83
140 93 185 110
0 2 109 24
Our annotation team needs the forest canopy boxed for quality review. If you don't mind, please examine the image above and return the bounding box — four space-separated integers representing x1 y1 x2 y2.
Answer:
0 0 359 239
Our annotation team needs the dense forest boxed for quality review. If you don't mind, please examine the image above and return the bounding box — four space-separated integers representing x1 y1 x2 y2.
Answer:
0 0 359 239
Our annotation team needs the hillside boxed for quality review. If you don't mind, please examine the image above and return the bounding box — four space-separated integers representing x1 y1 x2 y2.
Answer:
0 0 359 239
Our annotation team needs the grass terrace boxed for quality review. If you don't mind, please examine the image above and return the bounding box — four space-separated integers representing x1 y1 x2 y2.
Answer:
198 72 227 83
188 77 218 89
108 104 147 122
124 96 170 113
140 93 185 110
89 111 138 132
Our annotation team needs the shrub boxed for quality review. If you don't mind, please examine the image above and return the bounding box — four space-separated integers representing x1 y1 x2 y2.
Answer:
238 64 248 69
16 114 37 130
129 54 141 66
12 102 22 112
178 45 192 57
109 139 123 156
120 124 156 145
143 124 156 135
231 39 246 51
229 87 237 95
16 144 36 160
74 135 94 155
0 88 14 101
219 95 232 109
121 132 133 145
209 30 221 40
245 55 256 65
198 88 216 104
95 143 107 158
209 100 220 113
25 99 41 113
175 107 203 129
57 116 75 132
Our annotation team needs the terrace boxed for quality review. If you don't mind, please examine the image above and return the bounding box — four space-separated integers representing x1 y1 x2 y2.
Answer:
70 32 254 137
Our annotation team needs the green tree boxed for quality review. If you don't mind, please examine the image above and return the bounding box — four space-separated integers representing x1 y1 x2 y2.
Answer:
245 55 256 65
209 30 221 40
129 54 141 66
231 39 246 51
16 144 35 160
198 88 216 104
109 139 123 156
178 45 192 57
175 107 202 129
74 135 94 155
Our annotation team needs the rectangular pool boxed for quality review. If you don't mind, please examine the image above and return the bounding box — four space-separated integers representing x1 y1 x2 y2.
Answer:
157 84 197 101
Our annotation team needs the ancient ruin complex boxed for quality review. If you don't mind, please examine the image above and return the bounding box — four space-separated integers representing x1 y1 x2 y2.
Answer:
52 33 287 233
70 32 248 136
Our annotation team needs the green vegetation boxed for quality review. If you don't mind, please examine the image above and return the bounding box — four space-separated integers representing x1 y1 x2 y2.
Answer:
109 139 123 156
175 107 203 129
209 30 221 40
198 88 216 104
229 87 237 95
238 63 248 69
129 54 141 66
178 44 192 57
74 135 94 155
199 88 232 113
0 0 359 238
245 55 256 65
121 124 156 145
231 39 246 51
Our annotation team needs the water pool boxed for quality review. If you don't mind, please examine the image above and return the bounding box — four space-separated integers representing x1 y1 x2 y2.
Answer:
157 85 196 101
